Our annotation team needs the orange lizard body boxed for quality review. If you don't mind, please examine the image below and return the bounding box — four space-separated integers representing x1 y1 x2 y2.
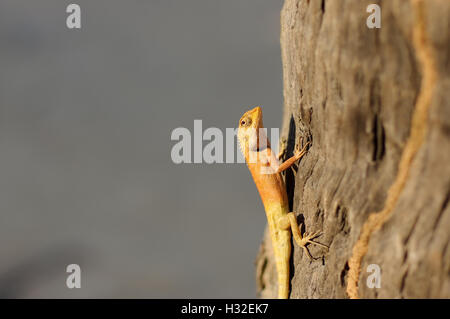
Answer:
238 106 327 299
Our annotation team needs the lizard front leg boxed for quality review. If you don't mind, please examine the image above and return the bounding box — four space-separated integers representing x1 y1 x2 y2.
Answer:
276 141 310 174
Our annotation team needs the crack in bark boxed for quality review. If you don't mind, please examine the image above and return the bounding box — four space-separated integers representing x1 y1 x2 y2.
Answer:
372 113 386 162
433 188 450 231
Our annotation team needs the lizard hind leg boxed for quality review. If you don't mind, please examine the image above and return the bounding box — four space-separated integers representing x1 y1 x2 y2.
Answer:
285 213 329 260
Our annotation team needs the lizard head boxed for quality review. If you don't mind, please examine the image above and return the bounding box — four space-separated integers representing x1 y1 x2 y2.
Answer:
238 106 263 154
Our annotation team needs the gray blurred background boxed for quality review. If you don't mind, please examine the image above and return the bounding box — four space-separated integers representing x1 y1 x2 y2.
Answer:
0 0 284 298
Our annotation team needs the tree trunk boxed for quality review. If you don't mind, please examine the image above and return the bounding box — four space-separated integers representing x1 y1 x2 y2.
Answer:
256 0 450 299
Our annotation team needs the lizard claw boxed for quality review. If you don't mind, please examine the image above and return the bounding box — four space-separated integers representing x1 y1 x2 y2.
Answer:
303 232 329 251
309 231 322 239
295 136 311 150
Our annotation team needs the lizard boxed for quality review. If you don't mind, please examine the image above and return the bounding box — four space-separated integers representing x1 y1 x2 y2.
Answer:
237 106 328 299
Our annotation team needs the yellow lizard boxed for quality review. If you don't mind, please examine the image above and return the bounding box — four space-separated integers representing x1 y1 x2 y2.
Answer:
238 106 328 299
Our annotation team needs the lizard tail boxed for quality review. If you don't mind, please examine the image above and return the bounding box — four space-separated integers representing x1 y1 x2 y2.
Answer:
277 260 290 299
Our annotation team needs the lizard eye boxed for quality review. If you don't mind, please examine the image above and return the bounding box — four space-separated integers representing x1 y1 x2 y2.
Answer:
240 118 252 127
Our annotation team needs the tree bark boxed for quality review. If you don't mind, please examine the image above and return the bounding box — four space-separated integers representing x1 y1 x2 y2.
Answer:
256 0 450 299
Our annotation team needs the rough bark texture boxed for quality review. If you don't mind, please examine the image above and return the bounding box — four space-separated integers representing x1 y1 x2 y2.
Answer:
256 0 450 299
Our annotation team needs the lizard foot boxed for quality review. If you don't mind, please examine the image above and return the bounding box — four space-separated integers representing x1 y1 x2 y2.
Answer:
284 213 328 260
298 228 329 260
